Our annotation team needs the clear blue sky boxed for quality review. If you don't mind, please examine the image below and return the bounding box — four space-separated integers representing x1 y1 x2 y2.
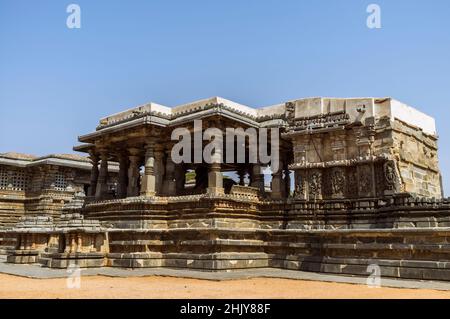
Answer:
1 0 449 194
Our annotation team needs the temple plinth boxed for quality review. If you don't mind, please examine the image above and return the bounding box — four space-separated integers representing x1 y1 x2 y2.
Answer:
2 96 450 282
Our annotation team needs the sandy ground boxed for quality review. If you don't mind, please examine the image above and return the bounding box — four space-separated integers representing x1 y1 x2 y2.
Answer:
0 273 450 299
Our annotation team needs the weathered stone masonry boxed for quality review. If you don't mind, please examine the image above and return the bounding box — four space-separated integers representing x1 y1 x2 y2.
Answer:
0 153 118 251
2 96 449 282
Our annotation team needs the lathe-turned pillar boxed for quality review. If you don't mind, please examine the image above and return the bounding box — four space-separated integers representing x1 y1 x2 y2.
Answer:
88 153 99 197
206 145 224 195
154 145 165 195
95 151 109 199
140 144 156 196
117 153 128 198
163 146 176 196
127 148 141 197
250 163 264 194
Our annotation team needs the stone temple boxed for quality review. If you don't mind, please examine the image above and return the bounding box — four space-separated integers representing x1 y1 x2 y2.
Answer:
1 96 449 281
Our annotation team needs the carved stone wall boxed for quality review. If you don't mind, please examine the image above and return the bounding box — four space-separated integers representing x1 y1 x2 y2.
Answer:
0 163 95 227
286 106 442 199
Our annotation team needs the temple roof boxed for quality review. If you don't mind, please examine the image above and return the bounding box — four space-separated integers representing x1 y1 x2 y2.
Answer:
0 152 106 171
0 152 37 161
76 96 437 145
0 152 90 162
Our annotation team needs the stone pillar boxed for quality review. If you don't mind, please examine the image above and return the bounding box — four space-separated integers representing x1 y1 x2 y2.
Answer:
284 166 291 197
238 168 246 186
140 145 156 197
154 145 165 195
272 157 286 199
64 235 70 253
127 149 141 197
250 164 264 194
76 234 82 253
163 147 176 195
175 165 185 195
19 234 25 250
207 163 224 195
271 170 283 199
95 151 109 199
70 234 76 253
117 153 128 198
206 143 224 195
88 154 99 197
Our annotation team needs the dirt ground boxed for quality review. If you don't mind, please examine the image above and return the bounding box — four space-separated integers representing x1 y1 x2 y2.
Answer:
0 273 450 299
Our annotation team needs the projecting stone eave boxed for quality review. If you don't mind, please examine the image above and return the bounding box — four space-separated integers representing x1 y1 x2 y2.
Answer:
76 96 438 143
78 101 267 144
73 143 94 154
77 116 169 143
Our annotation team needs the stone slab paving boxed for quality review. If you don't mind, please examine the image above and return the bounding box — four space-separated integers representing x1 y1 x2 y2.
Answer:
1 258 450 292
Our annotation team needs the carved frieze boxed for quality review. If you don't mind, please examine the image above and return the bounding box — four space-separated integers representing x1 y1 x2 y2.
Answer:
384 161 400 193
358 165 373 196
294 171 306 199
308 170 322 198
285 102 295 125
331 168 346 197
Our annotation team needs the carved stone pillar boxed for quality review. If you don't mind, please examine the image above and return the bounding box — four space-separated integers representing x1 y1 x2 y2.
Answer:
271 172 283 199
250 164 264 194
88 154 99 197
127 149 141 197
117 153 128 198
64 235 70 253
283 166 291 197
70 234 76 253
238 168 246 186
95 151 109 199
19 234 25 250
175 165 185 195
271 158 283 200
207 142 224 195
163 147 176 195
154 145 165 195
207 163 224 195
76 234 82 253
140 145 156 197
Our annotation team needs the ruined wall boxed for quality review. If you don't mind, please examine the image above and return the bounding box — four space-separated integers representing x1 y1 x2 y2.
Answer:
286 97 442 200
391 119 441 198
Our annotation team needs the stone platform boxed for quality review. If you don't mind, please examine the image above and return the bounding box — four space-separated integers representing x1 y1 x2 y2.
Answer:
4 194 450 282
1 257 450 292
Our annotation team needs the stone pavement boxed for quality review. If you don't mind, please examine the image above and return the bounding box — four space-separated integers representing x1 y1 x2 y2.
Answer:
1 255 450 292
